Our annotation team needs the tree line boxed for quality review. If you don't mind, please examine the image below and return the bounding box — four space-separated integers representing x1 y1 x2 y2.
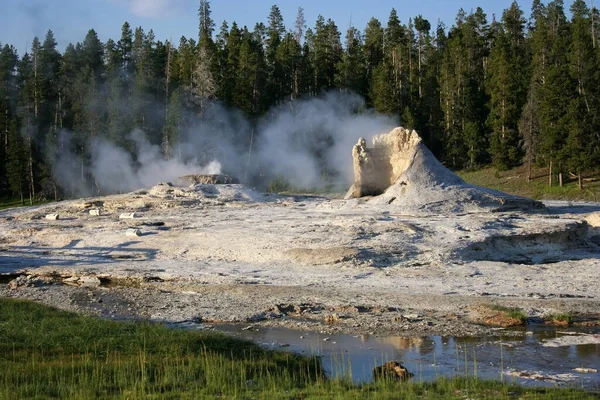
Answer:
0 0 599 203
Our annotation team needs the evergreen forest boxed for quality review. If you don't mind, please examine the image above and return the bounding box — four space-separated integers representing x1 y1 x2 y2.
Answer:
1 0 599 203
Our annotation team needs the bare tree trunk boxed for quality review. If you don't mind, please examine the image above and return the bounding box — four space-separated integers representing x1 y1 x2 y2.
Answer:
4 103 8 154
418 33 422 99
58 90 63 129
559 172 563 187
33 48 38 119
26 113 35 205
163 41 172 159
593 0 597 49
578 169 583 190
527 151 532 182
548 161 553 187
501 99 506 140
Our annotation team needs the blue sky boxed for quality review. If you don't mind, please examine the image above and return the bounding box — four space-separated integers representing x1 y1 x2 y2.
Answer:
0 0 564 56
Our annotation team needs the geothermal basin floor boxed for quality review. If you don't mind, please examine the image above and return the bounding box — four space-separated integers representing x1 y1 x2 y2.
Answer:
1 185 600 338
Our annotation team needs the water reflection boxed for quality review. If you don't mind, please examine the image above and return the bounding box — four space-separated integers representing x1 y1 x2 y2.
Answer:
216 324 600 390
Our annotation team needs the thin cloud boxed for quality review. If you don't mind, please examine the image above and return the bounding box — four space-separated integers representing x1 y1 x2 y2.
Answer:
110 0 186 18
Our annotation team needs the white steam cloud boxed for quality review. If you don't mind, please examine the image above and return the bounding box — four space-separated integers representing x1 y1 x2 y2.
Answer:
52 92 398 197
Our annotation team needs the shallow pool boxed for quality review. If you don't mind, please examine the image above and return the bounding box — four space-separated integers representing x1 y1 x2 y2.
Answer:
216 324 600 390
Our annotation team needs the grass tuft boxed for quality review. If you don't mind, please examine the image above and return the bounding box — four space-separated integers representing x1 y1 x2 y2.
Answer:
545 313 574 327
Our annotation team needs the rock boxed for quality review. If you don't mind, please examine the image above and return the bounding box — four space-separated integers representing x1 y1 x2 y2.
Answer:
177 174 240 186
8 275 44 289
120 212 139 219
324 314 340 324
45 214 60 220
141 221 165 227
7 276 26 289
126 228 142 237
573 368 598 374
346 127 544 213
81 200 104 209
586 212 600 228
372 361 414 381
78 276 101 287
89 209 101 216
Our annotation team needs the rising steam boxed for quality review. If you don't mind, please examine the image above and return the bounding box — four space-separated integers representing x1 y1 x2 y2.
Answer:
52 91 397 196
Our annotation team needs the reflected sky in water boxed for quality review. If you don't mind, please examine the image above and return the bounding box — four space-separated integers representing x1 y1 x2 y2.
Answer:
217 324 600 390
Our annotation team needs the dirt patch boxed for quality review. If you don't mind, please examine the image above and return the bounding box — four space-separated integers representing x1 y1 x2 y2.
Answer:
286 247 360 265
469 305 527 328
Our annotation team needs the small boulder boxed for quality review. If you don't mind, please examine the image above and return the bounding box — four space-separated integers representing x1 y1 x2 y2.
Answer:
126 228 142 237
78 276 101 287
586 212 600 228
81 200 104 209
120 212 139 219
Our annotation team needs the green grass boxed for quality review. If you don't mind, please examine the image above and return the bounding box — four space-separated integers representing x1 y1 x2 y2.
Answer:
459 166 600 202
1 298 597 399
0 197 51 210
545 313 574 326
488 304 529 323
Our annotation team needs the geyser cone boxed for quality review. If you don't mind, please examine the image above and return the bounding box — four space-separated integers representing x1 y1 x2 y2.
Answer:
346 127 544 213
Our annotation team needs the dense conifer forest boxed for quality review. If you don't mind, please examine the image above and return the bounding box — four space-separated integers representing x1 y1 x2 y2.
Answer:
0 0 599 203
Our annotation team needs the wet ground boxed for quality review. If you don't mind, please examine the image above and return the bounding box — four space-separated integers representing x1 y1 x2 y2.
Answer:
216 324 600 390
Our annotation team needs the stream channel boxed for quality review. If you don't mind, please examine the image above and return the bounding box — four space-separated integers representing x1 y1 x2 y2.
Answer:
213 324 600 390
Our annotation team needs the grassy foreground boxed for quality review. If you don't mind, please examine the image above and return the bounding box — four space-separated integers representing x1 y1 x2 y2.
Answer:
0 298 596 399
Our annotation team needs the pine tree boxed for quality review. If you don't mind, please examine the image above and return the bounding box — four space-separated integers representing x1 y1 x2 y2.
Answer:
564 0 599 187
440 8 490 168
371 9 408 116
311 16 342 93
276 33 303 101
38 30 62 198
214 21 231 103
487 2 528 170
520 0 548 179
266 5 285 105
17 51 36 203
195 0 216 114
6 119 27 203
0 45 19 195
538 0 572 180
364 17 384 102
198 0 215 47
335 26 367 97
234 29 259 115
118 22 134 74
414 15 431 100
